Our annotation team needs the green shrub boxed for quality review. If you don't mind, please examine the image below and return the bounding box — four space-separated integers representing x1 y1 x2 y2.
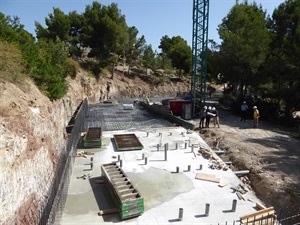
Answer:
67 58 80 79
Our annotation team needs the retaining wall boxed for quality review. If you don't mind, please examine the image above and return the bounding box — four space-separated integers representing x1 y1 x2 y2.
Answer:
141 102 195 130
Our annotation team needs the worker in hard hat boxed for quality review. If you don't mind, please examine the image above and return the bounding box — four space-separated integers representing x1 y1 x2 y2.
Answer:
212 107 220 128
253 106 259 128
205 106 213 128
199 106 207 128
145 96 150 105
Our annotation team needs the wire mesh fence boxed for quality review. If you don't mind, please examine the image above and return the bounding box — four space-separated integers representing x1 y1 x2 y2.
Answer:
38 99 88 225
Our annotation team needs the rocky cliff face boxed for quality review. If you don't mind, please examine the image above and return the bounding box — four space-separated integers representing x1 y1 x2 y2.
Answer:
0 69 190 224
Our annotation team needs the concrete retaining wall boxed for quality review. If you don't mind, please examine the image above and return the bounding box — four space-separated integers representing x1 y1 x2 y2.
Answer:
141 102 195 130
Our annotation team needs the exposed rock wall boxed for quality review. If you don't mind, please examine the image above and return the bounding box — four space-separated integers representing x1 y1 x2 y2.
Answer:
0 80 80 224
0 70 190 224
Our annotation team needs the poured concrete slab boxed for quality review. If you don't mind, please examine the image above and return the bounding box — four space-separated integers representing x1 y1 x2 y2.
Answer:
60 127 264 225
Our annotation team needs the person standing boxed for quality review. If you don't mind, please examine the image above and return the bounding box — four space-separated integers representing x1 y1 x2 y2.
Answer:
199 106 207 128
212 107 220 128
253 106 260 128
145 96 150 104
241 101 248 122
205 106 213 128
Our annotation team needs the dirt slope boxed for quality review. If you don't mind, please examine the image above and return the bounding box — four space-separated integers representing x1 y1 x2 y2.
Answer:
198 98 300 214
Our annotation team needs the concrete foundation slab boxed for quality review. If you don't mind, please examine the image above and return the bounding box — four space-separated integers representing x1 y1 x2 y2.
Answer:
60 127 263 225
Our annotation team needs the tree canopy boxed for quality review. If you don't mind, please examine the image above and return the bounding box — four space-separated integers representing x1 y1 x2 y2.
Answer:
207 0 300 124
217 2 271 98
159 35 192 76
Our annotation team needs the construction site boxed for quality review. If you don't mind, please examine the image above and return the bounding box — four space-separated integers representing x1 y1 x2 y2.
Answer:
48 98 298 225
1 1 300 224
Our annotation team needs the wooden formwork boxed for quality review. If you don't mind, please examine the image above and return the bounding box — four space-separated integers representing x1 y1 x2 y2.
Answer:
240 207 277 225
101 163 144 220
113 134 143 151
83 127 102 148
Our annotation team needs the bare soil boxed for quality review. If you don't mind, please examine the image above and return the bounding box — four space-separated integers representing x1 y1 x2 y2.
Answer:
197 92 300 214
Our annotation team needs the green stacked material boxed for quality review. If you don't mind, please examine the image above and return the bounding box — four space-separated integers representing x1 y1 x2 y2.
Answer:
101 163 144 220
83 139 101 148
83 127 102 148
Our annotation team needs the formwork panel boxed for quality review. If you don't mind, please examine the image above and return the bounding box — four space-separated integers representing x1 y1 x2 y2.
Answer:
101 163 144 220
113 134 143 151
83 127 102 148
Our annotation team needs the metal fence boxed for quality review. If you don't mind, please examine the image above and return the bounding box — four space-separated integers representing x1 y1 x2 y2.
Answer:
38 98 88 225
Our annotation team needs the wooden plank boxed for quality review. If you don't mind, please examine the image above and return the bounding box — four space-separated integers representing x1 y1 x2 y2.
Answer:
240 207 275 223
195 172 220 183
256 202 267 210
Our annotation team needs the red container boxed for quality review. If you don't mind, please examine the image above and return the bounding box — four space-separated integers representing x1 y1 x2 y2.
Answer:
169 99 190 116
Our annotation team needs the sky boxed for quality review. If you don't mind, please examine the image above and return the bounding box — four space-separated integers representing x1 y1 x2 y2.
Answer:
0 0 286 51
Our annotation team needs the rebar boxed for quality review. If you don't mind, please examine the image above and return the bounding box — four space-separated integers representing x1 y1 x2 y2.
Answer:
178 208 183 221
205 203 210 217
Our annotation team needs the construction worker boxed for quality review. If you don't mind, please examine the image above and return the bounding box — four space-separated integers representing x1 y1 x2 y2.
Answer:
205 106 213 128
199 106 207 128
240 101 248 122
145 96 150 105
212 107 220 128
253 106 260 128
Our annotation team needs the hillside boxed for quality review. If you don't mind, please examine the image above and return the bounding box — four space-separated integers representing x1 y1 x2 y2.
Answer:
0 41 191 224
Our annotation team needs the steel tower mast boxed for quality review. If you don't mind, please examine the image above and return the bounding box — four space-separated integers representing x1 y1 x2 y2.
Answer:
191 0 209 117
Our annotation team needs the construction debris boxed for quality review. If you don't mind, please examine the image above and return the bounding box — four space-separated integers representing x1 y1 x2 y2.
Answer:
76 174 91 180
230 183 248 201
198 148 229 171
230 183 248 194
198 147 213 159
236 192 245 201
76 150 94 158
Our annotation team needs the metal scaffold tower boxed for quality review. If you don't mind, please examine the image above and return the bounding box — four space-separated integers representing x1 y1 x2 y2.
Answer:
191 0 209 117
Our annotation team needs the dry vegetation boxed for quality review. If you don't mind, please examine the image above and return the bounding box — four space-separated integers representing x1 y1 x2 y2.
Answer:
0 42 26 83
